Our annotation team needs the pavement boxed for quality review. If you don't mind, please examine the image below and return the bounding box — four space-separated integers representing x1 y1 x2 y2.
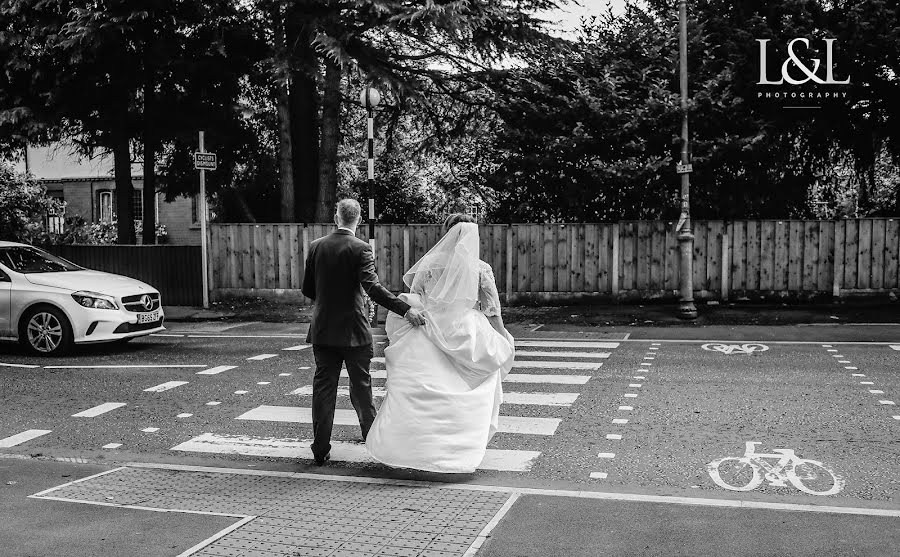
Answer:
1 318 899 556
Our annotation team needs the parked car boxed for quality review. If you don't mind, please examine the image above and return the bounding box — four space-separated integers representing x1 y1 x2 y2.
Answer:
0 241 165 356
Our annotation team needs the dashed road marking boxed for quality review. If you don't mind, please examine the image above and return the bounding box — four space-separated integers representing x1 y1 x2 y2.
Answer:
247 354 278 361
846 366 859 370
206 401 222 406
176 413 193 418
0 362 39 368
278 373 292 377
619 406 633 411
605 434 622 440
171 433 541 471
852 373 866 377
197 366 237 375
629 383 642 388
283 344 311 351
633 376 645 380
623 394 638 398
143 381 189 393
598 453 616 459
46 365 206 369
590 472 608 479
234 391 248 395
612 419 629 424
0 429 52 447
257 381 271 385
142 428 159 433
72 403 126 418
860 382 874 385
880 400 896 405
102 443 122 449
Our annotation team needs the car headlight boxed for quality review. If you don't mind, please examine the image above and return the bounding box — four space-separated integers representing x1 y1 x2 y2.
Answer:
71 291 118 310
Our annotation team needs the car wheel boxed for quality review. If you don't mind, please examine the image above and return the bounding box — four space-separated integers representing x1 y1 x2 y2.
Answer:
20 306 74 356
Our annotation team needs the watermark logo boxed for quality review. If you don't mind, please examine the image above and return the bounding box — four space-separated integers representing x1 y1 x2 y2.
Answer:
756 38 851 108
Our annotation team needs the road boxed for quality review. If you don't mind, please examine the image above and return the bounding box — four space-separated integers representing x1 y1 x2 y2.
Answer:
1 321 898 556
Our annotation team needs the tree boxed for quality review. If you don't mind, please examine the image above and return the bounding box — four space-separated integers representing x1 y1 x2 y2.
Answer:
0 164 64 243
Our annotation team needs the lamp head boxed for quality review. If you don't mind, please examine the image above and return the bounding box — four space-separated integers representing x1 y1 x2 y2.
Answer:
360 86 381 110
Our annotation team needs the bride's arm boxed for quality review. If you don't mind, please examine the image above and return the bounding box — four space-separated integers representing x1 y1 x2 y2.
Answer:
479 264 508 335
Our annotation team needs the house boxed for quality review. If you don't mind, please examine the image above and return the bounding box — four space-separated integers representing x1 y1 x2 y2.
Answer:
14 145 201 245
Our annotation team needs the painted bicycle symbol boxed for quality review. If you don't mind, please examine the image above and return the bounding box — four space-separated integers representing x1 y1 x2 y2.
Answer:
707 442 844 496
701 343 769 355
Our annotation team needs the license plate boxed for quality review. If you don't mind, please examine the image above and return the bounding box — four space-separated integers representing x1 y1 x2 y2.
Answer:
137 311 159 324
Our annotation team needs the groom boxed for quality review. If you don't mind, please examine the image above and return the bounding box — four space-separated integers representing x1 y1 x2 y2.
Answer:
302 199 426 465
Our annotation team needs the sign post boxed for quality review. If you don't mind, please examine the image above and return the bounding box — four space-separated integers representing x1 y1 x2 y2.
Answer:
195 133 217 309
675 0 698 320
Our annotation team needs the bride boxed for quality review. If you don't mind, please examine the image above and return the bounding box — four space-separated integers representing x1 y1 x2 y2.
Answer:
365 214 516 473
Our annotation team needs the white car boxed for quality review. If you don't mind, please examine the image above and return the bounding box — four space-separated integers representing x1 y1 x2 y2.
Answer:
0 241 165 355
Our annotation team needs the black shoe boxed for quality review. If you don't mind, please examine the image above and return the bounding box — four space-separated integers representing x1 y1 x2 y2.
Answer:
314 453 331 466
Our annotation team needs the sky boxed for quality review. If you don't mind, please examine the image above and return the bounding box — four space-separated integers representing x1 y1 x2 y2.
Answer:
537 0 629 36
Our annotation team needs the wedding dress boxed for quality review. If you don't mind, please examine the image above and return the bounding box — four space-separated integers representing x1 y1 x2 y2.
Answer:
365 223 515 473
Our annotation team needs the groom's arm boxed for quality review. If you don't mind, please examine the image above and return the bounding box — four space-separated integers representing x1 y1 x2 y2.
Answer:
359 245 411 317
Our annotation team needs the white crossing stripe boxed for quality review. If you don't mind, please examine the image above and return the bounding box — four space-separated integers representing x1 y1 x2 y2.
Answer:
612 419 629 424
197 365 237 375
515 351 610 359
0 429 52 448
72 402 126 418
283 345 311 351
606 434 622 440
513 361 603 370
143 381 189 393
177 413 193 418
248 354 278 361
142 428 160 433
515 341 620 349
590 472 608 479
236 405 559 435
598 452 616 459
880 400 896 405
618 406 633 410
370 357 602 370
102 443 122 449
172 433 541 472
629 384 642 388
504 374 590 385
341 370 387 379
287 385 387 398
623 394 638 398
503 392 579 406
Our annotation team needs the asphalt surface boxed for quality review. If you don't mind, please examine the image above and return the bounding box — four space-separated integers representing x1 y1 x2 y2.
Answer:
1 320 898 556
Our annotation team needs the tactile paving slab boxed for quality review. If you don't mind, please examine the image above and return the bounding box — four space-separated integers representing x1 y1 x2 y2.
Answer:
33 467 512 557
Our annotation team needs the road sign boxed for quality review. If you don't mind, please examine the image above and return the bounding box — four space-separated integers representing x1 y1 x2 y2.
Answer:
676 163 693 174
194 152 217 171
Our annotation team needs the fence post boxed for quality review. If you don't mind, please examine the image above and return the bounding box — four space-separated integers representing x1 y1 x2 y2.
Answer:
611 223 620 298
506 224 514 305
721 228 730 301
403 226 410 277
833 219 844 299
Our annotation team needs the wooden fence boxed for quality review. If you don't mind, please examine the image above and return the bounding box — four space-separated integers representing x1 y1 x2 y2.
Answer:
47 245 203 306
208 219 900 304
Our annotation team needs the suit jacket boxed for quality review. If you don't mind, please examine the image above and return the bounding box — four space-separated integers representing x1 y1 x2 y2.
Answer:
302 229 411 347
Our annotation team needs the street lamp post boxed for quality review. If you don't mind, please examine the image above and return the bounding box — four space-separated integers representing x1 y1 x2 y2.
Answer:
360 85 381 326
676 0 698 320
360 86 381 243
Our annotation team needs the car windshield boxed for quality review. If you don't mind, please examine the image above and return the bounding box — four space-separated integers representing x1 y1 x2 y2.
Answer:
0 247 82 273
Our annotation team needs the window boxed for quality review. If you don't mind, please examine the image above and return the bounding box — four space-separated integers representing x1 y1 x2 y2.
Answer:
466 205 481 222
97 190 143 221
46 190 65 234
0 247 81 274
133 190 143 221
99 191 114 222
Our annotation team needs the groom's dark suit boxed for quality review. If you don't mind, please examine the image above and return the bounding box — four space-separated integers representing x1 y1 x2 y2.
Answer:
302 228 411 462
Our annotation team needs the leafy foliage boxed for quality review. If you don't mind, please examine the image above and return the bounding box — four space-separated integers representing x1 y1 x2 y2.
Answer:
0 164 64 243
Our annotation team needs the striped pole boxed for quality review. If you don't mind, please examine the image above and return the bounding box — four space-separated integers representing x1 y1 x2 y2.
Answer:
367 108 375 243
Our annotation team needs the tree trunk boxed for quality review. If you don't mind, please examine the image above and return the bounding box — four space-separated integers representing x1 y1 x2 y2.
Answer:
316 57 341 222
112 110 135 244
142 137 158 244
274 5 295 222
286 3 320 222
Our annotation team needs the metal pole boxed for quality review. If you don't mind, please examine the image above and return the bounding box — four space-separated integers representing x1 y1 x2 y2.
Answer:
199 131 210 309
366 107 377 326
676 0 698 319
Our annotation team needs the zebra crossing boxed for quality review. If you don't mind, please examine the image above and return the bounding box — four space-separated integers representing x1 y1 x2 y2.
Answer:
170 338 622 473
